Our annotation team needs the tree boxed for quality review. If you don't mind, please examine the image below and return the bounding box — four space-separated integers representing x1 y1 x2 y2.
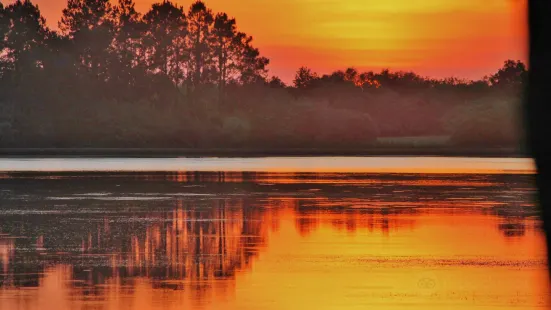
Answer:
267 76 286 88
238 38 269 85
374 69 426 91
488 60 527 88
317 70 345 85
112 0 145 85
187 1 214 91
1 0 49 81
344 67 358 82
211 12 238 99
59 0 115 81
142 1 187 84
293 66 318 89
358 71 379 89
0 2 8 77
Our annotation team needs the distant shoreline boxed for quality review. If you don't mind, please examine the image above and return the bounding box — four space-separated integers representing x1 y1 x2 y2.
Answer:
0 148 529 158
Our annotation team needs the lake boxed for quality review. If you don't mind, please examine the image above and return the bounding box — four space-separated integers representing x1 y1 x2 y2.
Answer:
0 157 548 309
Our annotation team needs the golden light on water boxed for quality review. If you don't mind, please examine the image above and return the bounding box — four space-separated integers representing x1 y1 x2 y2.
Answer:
0 172 548 309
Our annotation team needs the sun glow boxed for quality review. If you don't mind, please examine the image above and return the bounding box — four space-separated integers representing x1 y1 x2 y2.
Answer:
33 0 527 82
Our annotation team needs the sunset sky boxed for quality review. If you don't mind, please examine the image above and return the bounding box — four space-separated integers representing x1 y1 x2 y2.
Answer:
31 0 527 83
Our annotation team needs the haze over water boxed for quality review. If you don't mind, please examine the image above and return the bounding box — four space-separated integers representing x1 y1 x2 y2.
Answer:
0 157 548 309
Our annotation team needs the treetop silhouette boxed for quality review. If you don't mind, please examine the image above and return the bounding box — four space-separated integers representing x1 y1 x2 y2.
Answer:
0 0 528 152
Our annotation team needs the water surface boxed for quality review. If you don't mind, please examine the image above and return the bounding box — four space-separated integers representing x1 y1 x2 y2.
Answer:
0 160 548 309
0 156 536 174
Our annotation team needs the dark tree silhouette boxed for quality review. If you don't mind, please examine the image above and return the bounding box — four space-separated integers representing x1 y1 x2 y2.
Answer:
237 36 269 85
344 67 358 83
0 2 6 79
293 66 318 89
267 76 286 88
142 1 187 84
212 12 239 100
488 60 527 88
111 0 145 90
0 0 528 152
60 0 115 82
324 70 345 82
1 0 49 82
358 71 379 89
187 1 214 93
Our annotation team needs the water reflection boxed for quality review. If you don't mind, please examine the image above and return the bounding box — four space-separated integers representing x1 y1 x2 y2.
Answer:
0 172 548 309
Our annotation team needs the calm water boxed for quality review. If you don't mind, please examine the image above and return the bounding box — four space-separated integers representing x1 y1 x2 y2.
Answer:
0 157 548 309
0 156 536 173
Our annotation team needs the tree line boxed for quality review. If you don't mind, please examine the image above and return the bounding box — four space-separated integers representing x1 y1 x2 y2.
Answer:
291 59 526 94
0 0 269 103
0 0 529 150
0 0 528 98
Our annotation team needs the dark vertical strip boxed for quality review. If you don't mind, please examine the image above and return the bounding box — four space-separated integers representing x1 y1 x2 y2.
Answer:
526 0 551 279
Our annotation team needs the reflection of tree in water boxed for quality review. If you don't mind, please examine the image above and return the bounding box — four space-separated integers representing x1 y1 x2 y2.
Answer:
77 199 271 295
0 235 45 288
0 237 14 275
0 171 541 302
498 220 526 237
0 198 271 296
294 201 418 236
491 205 540 238
1 197 422 292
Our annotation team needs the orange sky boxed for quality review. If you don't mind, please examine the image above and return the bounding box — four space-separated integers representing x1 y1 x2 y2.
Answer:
31 0 528 83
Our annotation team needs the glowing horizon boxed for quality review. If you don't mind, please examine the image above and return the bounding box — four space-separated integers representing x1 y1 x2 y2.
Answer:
30 0 528 83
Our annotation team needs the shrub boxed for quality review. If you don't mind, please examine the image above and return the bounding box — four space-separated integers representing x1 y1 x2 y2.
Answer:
291 102 379 148
444 97 523 148
221 116 252 145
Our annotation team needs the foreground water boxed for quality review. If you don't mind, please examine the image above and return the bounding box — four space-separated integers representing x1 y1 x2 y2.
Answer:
0 158 548 309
